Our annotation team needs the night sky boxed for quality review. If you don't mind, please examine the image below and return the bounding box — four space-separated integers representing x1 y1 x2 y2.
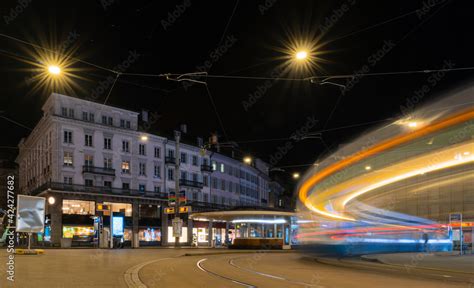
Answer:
1 0 473 183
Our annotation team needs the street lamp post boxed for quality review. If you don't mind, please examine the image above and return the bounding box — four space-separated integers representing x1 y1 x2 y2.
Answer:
174 130 181 247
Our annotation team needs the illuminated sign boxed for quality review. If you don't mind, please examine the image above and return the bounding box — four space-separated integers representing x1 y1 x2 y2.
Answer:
96 204 111 211
112 216 124 236
179 206 191 213
164 207 175 214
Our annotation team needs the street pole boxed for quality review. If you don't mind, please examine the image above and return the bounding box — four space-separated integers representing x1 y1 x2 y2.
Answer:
174 130 181 247
110 210 113 249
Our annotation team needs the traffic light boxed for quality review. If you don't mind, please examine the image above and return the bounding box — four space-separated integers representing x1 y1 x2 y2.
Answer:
179 190 186 204
168 191 176 206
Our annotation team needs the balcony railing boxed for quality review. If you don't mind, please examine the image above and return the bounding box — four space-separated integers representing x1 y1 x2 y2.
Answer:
165 156 176 165
82 166 115 176
179 179 204 188
29 182 168 200
200 164 214 173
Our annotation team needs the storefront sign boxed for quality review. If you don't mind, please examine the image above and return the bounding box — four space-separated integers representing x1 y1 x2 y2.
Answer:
96 204 111 211
164 207 175 214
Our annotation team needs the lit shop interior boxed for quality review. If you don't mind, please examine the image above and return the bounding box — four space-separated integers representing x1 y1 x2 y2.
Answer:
43 199 161 247
189 210 295 249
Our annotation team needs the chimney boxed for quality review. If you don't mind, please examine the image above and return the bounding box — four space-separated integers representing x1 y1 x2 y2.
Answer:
141 110 149 122
180 124 187 134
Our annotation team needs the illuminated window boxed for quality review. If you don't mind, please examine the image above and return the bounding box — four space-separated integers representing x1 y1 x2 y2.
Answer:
63 152 73 166
103 202 132 217
121 161 130 173
62 200 95 215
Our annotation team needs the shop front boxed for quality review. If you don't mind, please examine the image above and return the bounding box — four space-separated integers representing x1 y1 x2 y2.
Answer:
190 210 295 249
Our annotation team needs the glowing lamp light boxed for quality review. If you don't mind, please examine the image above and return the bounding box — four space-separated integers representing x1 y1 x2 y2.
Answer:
243 156 252 164
408 121 418 128
48 65 61 75
140 135 148 141
365 165 372 171
48 196 55 205
293 172 300 179
295 50 308 60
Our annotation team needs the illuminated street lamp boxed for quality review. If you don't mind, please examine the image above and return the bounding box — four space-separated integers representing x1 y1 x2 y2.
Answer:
295 50 308 61
140 135 148 141
48 196 55 205
48 65 61 75
292 172 300 179
365 165 372 171
243 156 252 164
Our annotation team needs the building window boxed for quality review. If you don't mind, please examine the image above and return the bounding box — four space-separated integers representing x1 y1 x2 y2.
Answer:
220 163 225 173
180 152 187 164
104 157 113 169
180 171 187 180
212 195 217 204
102 115 107 125
203 194 209 203
221 179 226 191
229 182 233 192
193 192 198 201
139 144 146 156
120 119 125 128
85 134 93 147
203 175 209 187
167 168 174 181
85 179 93 187
63 131 73 144
139 184 146 192
122 141 130 152
61 107 68 117
63 152 73 166
126 121 131 128
68 108 75 118
89 113 95 122
154 147 160 158
104 138 112 150
82 111 88 121
154 165 161 178
63 177 72 184
139 163 146 176
84 155 94 167
121 161 130 174
192 155 198 166
192 173 198 182
104 181 112 188
107 117 113 126
122 183 130 190
212 177 218 189
211 161 217 171
154 186 161 193
167 149 174 158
